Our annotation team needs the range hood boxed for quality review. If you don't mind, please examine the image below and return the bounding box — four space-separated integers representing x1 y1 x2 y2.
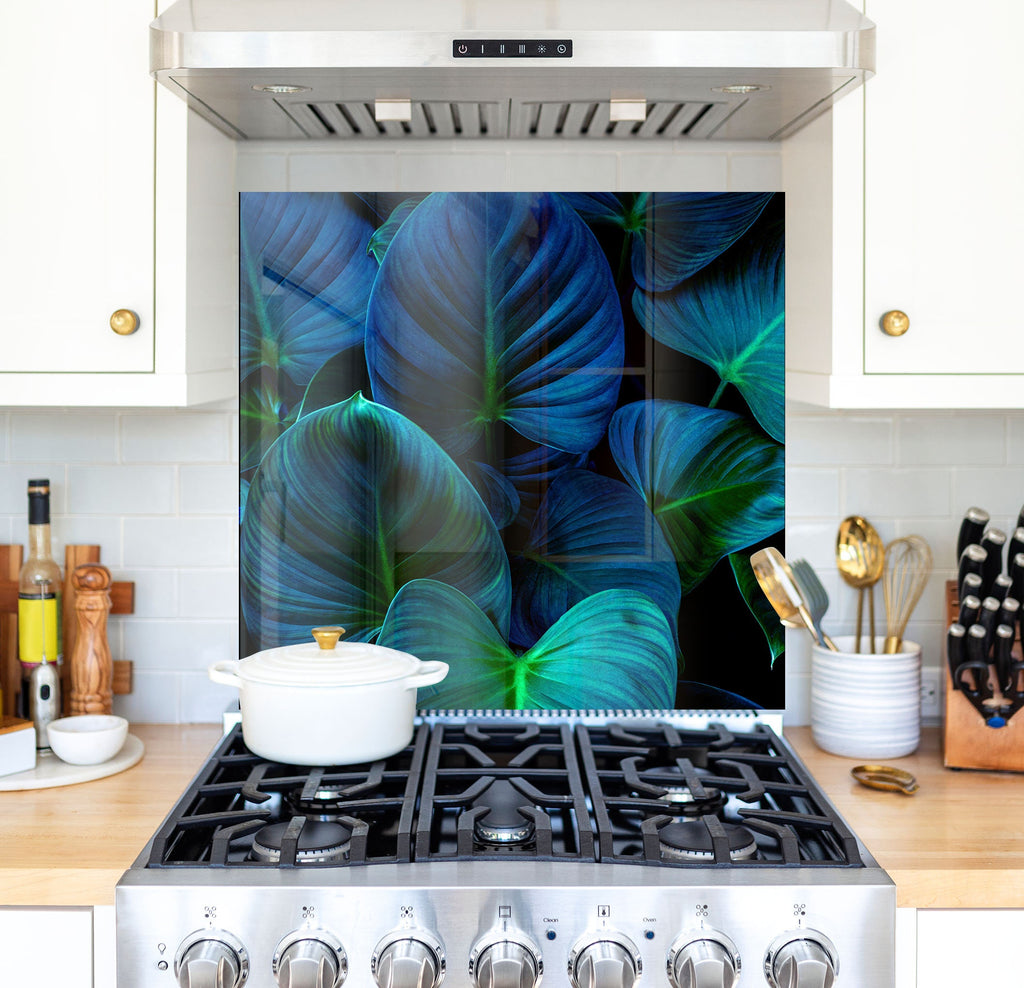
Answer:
150 0 874 142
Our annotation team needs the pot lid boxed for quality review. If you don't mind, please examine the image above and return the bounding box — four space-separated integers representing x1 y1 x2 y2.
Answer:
238 626 424 687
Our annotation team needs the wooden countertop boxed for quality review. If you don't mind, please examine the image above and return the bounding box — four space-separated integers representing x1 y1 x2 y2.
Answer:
786 726 1024 909
1 725 1021 909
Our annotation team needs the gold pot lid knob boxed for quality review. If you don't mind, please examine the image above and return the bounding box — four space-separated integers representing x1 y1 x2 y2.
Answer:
311 626 345 650
109 308 140 336
880 310 910 337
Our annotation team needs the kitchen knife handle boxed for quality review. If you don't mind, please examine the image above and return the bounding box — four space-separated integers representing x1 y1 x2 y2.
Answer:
1008 527 1024 568
958 594 982 628
946 623 966 690
980 528 1008 588
977 596 1002 651
997 596 1020 632
957 506 990 562
958 544 988 599
994 624 1016 695
1010 552 1024 605
964 624 993 698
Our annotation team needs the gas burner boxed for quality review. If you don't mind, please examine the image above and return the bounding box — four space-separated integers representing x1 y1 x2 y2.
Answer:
285 785 352 820
656 785 727 818
657 821 757 863
251 820 352 864
471 780 536 845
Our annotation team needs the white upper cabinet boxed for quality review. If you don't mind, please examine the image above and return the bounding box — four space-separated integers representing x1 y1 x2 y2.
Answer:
0 0 237 407
784 0 1024 408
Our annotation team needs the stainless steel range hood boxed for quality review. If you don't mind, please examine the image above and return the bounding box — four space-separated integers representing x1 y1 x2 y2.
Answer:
150 0 874 142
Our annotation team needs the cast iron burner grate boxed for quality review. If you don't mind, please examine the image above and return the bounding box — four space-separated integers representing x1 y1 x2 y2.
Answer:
142 720 863 869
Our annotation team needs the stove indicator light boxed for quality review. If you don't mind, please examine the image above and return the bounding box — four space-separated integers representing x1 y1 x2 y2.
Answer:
597 905 611 918
546 930 557 941
644 930 655 941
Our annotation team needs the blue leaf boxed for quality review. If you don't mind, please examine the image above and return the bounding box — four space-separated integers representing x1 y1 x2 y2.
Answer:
240 192 378 386
632 212 785 441
365 192 625 457
240 393 511 648
609 400 785 595
510 470 681 649
378 580 676 710
562 192 774 292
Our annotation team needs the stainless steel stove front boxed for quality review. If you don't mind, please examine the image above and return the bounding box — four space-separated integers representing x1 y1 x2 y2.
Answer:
116 860 895 988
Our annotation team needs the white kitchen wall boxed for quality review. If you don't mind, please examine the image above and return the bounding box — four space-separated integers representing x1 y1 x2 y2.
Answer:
3 141 1019 723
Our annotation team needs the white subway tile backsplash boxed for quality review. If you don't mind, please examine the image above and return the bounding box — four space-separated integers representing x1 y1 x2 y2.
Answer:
179 569 239 619
784 468 840 518
785 414 892 466
728 153 783 190
69 465 176 515
122 618 237 671
843 468 951 518
396 153 508 190
898 413 1006 466
117 568 180 619
288 152 399 191
124 517 236 568
618 153 728 190
113 670 181 724
180 671 240 724
50 516 123 567
10 412 116 463
181 465 238 515
236 150 289 190
950 467 1024 524
507 152 617 190
120 412 230 463
1008 416 1024 465
0 465 67 514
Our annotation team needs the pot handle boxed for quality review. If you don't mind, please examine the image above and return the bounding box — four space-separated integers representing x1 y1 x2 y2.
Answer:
405 660 449 690
208 660 243 689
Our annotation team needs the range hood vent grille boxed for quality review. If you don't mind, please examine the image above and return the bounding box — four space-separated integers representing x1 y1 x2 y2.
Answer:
279 99 735 140
284 100 507 139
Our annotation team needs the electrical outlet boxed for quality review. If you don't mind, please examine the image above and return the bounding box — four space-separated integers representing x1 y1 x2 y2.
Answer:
920 667 942 720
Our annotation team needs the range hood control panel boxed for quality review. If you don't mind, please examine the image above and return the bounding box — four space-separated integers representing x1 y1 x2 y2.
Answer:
452 40 573 58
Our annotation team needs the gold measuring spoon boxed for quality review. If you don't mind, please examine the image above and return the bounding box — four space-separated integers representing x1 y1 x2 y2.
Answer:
851 764 919 795
836 516 886 653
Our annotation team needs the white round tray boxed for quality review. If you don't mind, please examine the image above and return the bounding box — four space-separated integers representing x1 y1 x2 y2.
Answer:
0 733 144 791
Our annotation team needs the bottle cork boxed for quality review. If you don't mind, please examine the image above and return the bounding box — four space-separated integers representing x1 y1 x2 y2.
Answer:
69 564 113 715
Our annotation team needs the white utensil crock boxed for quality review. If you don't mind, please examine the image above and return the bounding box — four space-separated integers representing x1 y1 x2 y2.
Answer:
810 635 921 759
209 627 448 765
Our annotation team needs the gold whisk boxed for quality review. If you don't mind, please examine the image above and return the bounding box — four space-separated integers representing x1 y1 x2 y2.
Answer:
882 535 933 654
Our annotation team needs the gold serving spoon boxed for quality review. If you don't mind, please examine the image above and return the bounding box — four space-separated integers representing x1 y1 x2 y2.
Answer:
836 516 886 653
750 547 839 651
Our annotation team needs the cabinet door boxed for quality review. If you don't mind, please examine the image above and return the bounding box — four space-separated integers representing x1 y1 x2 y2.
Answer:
0 0 154 373
917 910 1022 985
0 907 94 987
863 0 1024 375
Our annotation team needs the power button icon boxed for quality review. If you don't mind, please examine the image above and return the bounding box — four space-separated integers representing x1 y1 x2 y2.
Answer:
458 44 468 54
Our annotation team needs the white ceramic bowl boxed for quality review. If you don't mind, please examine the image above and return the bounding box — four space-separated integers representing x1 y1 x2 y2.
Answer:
47 715 128 765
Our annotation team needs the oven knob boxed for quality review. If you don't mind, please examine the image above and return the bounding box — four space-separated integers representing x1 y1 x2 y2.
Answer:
174 930 249 988
372 932 446 988
764 931 839 988
273 931 347 988
668 932 740 988
470 935 543 988
568 934 642 988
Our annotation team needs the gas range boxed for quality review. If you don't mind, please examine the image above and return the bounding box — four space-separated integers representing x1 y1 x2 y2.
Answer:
115 714 895 987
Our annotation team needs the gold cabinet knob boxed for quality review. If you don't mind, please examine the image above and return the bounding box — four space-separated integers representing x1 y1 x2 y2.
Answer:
880 310 910 337
109 309 140 336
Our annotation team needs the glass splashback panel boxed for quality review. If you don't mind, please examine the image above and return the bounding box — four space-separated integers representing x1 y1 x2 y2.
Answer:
239 191 785 710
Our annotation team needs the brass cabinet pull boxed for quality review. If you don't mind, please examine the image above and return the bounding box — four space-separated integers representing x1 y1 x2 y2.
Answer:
880 310 910 337
109 308 140 336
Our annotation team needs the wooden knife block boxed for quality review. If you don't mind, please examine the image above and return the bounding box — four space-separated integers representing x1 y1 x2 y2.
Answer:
943 580 1024 771
0 544 134 718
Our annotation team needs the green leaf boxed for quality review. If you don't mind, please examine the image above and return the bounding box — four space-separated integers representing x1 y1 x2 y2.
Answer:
729 552 785 667
609 400 785 595
378 580 677 710
240 394 511 648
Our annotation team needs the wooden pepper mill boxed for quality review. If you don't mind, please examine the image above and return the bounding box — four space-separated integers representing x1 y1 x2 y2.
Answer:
69 563 113 715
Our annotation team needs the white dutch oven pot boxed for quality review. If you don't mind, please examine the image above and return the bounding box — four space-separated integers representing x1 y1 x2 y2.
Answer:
209 626 448 765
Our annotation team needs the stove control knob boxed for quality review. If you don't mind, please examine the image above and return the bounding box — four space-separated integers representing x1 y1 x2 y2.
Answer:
470 934 543 988
668 932 740 988
174 930 249 988
568 934 641 988
764 931 838 988
273 931 347 988
372 931 446 988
